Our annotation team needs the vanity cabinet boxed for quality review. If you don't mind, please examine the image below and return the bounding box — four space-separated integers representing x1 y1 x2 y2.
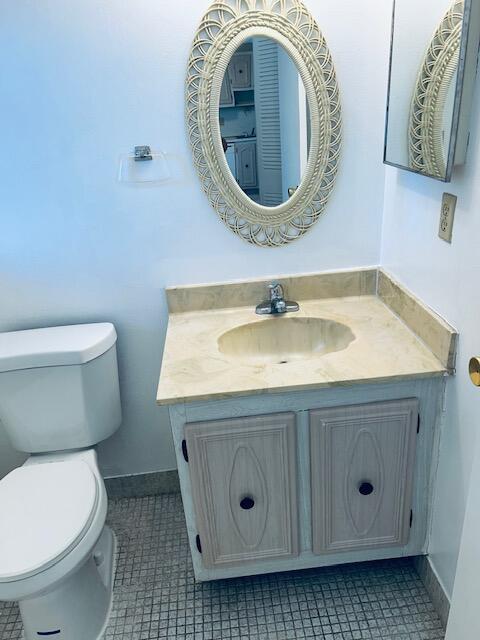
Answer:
184 413 298 568
169 377 443 582
310 400 418 555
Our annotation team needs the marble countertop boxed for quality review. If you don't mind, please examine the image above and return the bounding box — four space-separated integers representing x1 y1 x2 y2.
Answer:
157 289 449 406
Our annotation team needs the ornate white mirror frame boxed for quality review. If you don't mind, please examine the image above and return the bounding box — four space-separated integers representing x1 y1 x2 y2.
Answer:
186 0 342 247
408 0 464 179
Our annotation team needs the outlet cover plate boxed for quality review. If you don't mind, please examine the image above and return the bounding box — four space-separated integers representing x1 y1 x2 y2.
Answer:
439 193 457 243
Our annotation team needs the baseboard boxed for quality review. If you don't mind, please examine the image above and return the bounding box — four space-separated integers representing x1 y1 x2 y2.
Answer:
104 469 180 499
413 555 450 627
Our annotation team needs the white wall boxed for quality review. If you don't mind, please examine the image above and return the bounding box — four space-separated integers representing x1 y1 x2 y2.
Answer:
381 82 480 598
0 0 391 479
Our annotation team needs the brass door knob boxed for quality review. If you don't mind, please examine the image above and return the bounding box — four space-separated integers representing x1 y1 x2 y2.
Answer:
469 357 480 387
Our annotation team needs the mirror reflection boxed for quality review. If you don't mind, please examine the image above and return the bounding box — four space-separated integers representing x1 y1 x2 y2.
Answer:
384 0 465 181
219 37 310 206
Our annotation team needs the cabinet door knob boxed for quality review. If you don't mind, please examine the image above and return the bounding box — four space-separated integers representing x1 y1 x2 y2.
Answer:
240 496 255 510
359 482 374 496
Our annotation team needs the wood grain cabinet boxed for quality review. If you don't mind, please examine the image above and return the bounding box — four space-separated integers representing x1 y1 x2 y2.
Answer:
184 412 299 569
310 399 419 554
172 379 442 581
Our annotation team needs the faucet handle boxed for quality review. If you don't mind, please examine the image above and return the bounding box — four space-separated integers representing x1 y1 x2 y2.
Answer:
268 282 284 300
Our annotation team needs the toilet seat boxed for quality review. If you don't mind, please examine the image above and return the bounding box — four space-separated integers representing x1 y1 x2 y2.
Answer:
0 459 99 583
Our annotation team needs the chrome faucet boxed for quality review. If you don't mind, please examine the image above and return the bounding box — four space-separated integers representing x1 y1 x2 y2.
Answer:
255 282 300 315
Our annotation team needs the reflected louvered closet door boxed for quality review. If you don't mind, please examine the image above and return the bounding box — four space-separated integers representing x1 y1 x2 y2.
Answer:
185 413 298 568
252 37 283 206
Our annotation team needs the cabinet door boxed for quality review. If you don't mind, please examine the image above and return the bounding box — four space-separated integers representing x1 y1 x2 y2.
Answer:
185 413 298 568
230 53 252 88
235 142 257 188
310 399 418 554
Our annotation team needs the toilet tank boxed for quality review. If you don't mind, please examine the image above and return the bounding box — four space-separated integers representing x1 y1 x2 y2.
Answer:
0 323 122 453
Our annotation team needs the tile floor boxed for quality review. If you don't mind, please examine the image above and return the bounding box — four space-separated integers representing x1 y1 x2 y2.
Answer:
0 494 445 639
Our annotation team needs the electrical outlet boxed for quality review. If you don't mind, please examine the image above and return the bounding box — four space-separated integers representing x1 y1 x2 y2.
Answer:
439 193 457 243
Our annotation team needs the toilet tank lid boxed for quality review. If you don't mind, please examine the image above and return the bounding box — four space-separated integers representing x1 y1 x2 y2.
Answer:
0 323 117 373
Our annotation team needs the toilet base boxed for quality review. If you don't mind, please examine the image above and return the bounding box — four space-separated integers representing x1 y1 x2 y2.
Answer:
20 526 117 640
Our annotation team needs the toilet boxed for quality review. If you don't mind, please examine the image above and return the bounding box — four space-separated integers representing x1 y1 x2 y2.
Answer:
0 323 122 640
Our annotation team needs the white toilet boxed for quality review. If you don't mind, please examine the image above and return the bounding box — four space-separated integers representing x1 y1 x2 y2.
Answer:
0 323 122 640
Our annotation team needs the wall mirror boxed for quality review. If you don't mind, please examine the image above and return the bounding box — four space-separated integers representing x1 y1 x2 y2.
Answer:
186 0 342 247
384 0 480 182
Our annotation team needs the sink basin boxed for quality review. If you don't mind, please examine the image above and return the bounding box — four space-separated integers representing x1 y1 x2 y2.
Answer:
218 317 355 364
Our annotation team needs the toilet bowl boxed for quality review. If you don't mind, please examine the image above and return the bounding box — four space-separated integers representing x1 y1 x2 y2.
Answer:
0 323 122 640
0 450 116 640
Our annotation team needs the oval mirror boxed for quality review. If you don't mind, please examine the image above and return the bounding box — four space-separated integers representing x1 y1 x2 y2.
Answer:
186 0 342 247
219 37 310 208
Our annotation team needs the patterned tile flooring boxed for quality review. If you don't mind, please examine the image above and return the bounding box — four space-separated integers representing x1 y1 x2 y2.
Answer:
0 494 445 639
